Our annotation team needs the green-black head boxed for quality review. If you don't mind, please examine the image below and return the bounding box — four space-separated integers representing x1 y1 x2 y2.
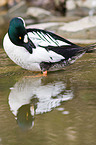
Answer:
8 17 27 45
8 17 35 53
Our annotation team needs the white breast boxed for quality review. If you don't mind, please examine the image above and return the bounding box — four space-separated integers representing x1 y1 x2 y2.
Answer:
3 33 41 71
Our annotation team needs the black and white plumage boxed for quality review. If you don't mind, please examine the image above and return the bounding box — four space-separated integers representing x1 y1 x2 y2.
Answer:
3 17 96 73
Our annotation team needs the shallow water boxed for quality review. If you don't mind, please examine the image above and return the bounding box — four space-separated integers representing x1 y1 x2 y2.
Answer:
0 21 96 145
0 47 96 145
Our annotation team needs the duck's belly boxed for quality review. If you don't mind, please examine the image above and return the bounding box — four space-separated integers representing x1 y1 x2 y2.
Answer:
9 54 41 71
10 54 41 71
20 62 41 71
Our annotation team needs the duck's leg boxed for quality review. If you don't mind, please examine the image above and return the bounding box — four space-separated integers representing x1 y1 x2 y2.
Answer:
24 71 47 78
43 70 47 76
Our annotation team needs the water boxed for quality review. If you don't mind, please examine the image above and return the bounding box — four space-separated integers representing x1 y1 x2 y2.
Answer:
0 34 96 145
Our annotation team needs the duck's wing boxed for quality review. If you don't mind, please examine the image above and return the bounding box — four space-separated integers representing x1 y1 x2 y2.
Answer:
27 28 83 61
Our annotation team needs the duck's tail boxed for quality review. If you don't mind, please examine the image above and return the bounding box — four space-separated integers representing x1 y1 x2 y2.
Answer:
83 43 96 53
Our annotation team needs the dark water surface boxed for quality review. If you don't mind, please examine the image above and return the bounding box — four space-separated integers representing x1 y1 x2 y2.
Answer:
0 41 96 144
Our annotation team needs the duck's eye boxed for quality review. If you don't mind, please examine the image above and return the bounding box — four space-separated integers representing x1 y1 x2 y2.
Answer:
19 36 22 40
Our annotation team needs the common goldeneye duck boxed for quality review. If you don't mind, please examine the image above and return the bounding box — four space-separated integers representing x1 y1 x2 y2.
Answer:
3 17 96 75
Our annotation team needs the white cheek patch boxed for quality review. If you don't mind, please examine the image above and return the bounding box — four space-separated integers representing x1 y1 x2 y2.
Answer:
24 35 28 43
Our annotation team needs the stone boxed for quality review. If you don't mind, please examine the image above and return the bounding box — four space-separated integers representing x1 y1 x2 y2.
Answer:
58 16 96 39
26 7 52 20
67 0 96 10
26 22 65 33
66 0 96 17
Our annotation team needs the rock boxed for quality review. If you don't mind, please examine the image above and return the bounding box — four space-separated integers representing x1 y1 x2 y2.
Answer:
26 7 52 20
27 0 55 11
67 7 91 17
58 16 96 39
27 22 65 33
66 0 96 17
66 0 76 10
67 0 96 10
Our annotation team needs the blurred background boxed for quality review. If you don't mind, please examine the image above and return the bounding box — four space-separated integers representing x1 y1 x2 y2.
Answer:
0 0 96 16
1 0 96 45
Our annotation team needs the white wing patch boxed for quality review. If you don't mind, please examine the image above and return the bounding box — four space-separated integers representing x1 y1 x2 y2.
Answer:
28 31 70 47
32 47 65 63
27 30 71 63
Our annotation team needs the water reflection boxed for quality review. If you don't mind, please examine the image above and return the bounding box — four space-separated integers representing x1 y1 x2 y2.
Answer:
8 76 73 130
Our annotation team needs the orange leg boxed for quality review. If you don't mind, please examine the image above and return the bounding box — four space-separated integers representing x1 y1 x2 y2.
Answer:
43 70 47 76
24 71 47 78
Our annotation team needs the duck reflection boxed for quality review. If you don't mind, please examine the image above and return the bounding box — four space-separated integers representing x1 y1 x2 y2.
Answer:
8 75 73 130
16 99 38 130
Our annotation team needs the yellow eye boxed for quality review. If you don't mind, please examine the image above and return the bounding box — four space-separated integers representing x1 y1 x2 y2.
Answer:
19 36 22 40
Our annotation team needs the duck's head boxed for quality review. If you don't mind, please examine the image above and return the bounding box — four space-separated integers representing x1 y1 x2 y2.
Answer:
8 17 35 53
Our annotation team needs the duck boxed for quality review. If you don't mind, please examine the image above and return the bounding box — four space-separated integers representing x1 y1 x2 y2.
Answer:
3 17 96 75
